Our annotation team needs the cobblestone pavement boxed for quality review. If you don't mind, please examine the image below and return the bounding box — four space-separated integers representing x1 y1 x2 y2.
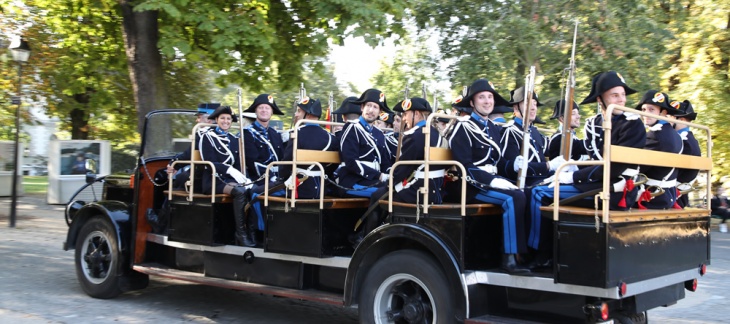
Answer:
0 194 727 323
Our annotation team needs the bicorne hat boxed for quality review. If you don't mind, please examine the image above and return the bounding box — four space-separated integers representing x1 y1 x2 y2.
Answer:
393 97 432 113
333 96 361 115
244 94 284 115
550 100 580 119
296 96 322 118
635 90 679 114
508 86 544 107
491 105 512 114
671 100 697 121
379 111 395 125
197 103 220 115
454 79 509 108
352 88 392 113
580 71 637 104
209 105 237 122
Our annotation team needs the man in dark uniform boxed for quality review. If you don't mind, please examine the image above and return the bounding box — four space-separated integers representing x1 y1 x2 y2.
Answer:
670 100 701 208
449 79 531 274
377 110 399 164
198 105 254 246
546 100 588 161
544 71 646 210
527 72 646 264
356 98 447 245
242 94 285 185
336 88 392 198
167 103 218 189
500 86 563 186
634 90 683 209
279 97 338 199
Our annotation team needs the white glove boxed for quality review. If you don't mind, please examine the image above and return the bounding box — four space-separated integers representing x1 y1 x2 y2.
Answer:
565 163 579 173
558 171 574 184
280 130 290 143
379 173 390 182
490 178 518 190
270 175 278 183
547 156 566 172
226 167 247 184
513 155 524 172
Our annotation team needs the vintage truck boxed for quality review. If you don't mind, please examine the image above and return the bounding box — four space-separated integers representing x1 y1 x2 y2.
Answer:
64 105 711 323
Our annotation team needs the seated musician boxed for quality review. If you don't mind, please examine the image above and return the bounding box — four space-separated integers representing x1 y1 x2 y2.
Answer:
449 79 531 274
166 103 217 189
634 90 683 209
278 97 338 199
529 71 646 266
669 100 701 208
352 98 446 246
198 105 254 247
336 88 392 198
546 100 589 161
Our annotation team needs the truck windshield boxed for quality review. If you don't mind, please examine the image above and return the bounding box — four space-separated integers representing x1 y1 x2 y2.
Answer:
142 111 198 161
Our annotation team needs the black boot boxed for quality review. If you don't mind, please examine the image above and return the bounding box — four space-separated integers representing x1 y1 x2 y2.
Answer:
246 209 261 246
231 187 256 247
501 254 531 275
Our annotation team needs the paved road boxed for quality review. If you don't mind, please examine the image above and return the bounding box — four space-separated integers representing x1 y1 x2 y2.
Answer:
0 194 728 323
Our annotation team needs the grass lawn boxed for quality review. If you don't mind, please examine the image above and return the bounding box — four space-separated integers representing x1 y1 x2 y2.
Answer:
23 176 48 194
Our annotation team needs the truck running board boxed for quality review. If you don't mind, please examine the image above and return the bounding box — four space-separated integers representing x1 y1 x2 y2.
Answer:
133 263 344 306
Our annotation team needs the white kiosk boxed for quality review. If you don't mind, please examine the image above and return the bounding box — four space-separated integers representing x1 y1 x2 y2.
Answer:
47 140 111 204
0 141 24 197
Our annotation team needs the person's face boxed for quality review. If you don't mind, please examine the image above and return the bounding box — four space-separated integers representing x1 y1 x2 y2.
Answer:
402 110 415 131
373 119 386 129
361 102 381 124
216 114 233 131
294 107 306 123
514 99 538 122
641 104 665 125
470 91 494 117
393 114 402 132
196 114 210 124
570 108 581 129
255 104 273 122
598 86 627 115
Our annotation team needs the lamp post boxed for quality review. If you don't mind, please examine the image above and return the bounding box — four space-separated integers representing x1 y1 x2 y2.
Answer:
8 38 31 228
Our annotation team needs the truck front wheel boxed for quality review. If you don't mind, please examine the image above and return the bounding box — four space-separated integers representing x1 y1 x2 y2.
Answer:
359 250 455 323
74 218 122 299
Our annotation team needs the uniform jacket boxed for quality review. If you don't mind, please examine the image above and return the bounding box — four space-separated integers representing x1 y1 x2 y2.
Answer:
279 123 337 199
572 112 646 209
583 113 604 160
242 121 284 185
384 132 399 165
500 118 551 186
337 117 392 189
640 121 683 209
198 127 242 195
448 113 508 201
392 122 445 204
676 127 701 184
546 128 589 161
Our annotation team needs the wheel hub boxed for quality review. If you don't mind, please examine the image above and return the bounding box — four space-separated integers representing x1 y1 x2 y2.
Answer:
403 302 424 322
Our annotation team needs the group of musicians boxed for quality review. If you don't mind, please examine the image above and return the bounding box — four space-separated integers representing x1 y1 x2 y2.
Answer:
167 71 701 274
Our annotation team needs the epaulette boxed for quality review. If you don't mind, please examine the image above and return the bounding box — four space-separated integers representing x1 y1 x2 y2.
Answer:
649 123 663 132
403 125 421 136
503 120 515 128
457 115 470 122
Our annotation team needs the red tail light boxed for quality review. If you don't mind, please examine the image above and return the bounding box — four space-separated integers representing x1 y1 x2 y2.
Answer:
685 279 698 292
600 303 609 321
699 264 707 276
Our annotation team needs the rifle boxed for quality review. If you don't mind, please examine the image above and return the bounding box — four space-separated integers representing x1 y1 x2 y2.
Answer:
560 21 579 160
237 89 247 176
326 91 334 131
421 82 427 99
517 66 537 189
394 85 409 162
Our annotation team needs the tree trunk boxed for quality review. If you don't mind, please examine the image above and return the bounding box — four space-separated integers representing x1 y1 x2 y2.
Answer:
70 92 90 139
119 1 168 134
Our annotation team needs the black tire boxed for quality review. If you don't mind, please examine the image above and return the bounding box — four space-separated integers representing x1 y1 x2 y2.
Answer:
74 218 123 299
615 311 647 324
359 250 456 324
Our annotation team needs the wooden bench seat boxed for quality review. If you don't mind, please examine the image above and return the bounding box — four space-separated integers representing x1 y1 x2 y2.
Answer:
164 190 232 203
540 205 710 223
380 200 501 216
261 195 370 209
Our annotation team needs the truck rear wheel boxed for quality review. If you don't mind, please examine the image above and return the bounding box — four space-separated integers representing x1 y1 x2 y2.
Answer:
74 218 122 299
359 250 455 323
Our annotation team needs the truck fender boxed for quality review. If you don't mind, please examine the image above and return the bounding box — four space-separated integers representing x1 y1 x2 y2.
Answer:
63 201 132 261
344 223 467 318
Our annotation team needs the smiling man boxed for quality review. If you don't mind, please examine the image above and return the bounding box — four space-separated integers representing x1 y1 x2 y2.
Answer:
242 93 285 185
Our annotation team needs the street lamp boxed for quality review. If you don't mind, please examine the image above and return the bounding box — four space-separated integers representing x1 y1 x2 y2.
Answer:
9 38 30 228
